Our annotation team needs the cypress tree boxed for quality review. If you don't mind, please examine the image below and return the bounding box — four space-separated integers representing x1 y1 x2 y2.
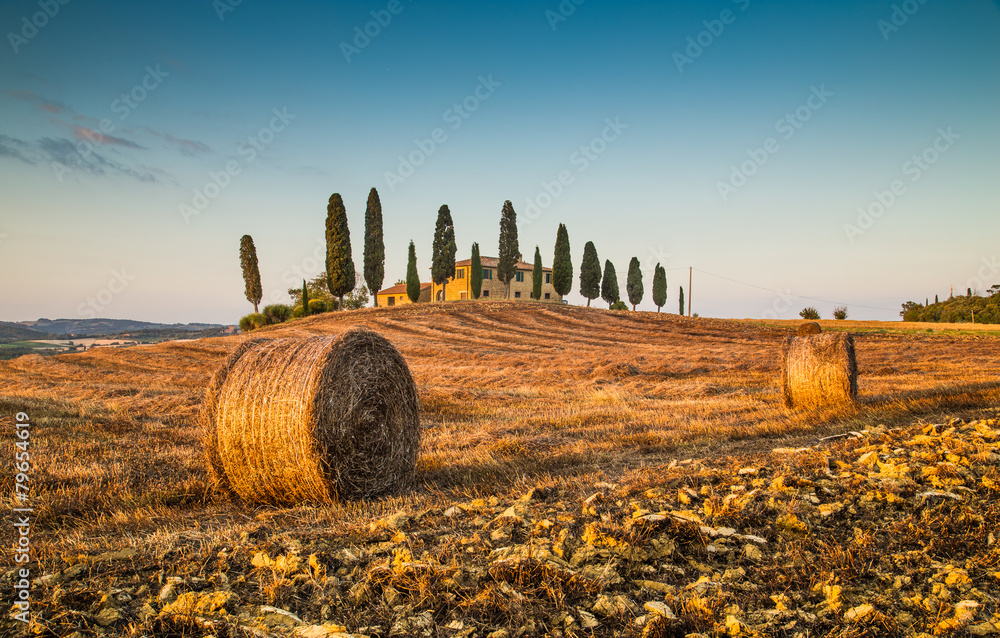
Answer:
325 193 355 311
652 264 667 313
497 200 519 298
301 279 310 316
935 294 939 304
406 241 421 303
626 256 643 311
239 234 263 313
601 260 620 309
579 241 601 307
531 246 543 300
552 223 572 297
363 187 385 307
679 286 685 315
431 204 456 301
470 242 483 299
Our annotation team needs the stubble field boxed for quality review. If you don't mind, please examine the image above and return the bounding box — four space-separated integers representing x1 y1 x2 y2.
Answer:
2 301 999 637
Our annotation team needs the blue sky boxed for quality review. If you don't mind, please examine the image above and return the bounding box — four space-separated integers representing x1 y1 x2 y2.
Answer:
1 0 998 323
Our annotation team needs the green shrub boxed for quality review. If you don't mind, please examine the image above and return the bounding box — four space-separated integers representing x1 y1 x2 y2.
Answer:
799 307 820 320
262 304 292 325
291 305 305 319
308 299 328 314
239 313 267 332
610 300 628 311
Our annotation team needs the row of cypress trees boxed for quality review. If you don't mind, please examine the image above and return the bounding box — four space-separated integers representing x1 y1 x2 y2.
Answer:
406 199 674 313
239 189 678 315
577 241 670 312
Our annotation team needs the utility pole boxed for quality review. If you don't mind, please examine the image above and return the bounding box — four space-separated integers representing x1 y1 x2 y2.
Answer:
688 267 692 317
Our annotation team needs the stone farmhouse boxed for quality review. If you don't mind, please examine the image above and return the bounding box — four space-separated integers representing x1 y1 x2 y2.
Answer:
375 282 432 307
375 256 564 305
432 256 562 302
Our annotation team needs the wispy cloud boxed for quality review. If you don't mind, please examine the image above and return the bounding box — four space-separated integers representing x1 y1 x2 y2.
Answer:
0 135 36 164
2 86 213 182
5 89 69 115
36 137 158 182
0 133 159 183
72 125 145 149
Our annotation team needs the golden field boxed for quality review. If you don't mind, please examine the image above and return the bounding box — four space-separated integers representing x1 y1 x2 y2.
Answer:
2 301 999 637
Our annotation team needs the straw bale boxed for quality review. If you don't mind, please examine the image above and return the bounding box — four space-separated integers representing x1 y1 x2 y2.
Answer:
202 328 420 503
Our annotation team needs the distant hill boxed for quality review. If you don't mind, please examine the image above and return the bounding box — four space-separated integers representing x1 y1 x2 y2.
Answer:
15 318 224 337
0 322 49 341
902 293 1000 323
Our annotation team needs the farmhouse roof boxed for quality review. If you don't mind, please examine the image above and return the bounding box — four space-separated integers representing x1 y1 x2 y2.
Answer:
376 282 431 295
453 256 551 271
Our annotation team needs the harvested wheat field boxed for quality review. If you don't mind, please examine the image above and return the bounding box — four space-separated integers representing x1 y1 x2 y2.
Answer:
2 301 1000 637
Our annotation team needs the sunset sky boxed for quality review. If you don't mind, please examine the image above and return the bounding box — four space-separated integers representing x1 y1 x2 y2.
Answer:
1 0 998 323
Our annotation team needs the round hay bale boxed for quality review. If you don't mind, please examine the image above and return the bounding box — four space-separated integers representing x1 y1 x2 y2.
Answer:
202 328 420 504
781 332 858 410
797 322 822 336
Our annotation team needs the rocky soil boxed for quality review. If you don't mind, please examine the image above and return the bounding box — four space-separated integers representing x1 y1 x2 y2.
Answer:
7 416 1000 637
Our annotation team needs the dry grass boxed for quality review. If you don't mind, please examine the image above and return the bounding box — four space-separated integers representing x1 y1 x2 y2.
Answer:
2 301 1000 598
753 317 1000 335
0 302 1000 533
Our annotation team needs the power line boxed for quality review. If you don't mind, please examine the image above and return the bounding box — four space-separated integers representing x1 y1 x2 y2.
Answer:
690 267 900 312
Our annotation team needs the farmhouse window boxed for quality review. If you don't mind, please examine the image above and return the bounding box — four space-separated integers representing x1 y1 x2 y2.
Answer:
515 271 524 282
387 296 395 306
483 269 493 280
456 268 465 279
545 273 551 284
544 293 550 299
483 290 490 297
515 291 521 298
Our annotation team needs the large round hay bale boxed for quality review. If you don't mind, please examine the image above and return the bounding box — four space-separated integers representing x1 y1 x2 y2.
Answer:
797 322 822 336
781 332 858 410
202 328 420 504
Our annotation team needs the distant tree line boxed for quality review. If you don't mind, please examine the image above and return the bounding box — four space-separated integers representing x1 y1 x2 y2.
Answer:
901 286 1000 323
